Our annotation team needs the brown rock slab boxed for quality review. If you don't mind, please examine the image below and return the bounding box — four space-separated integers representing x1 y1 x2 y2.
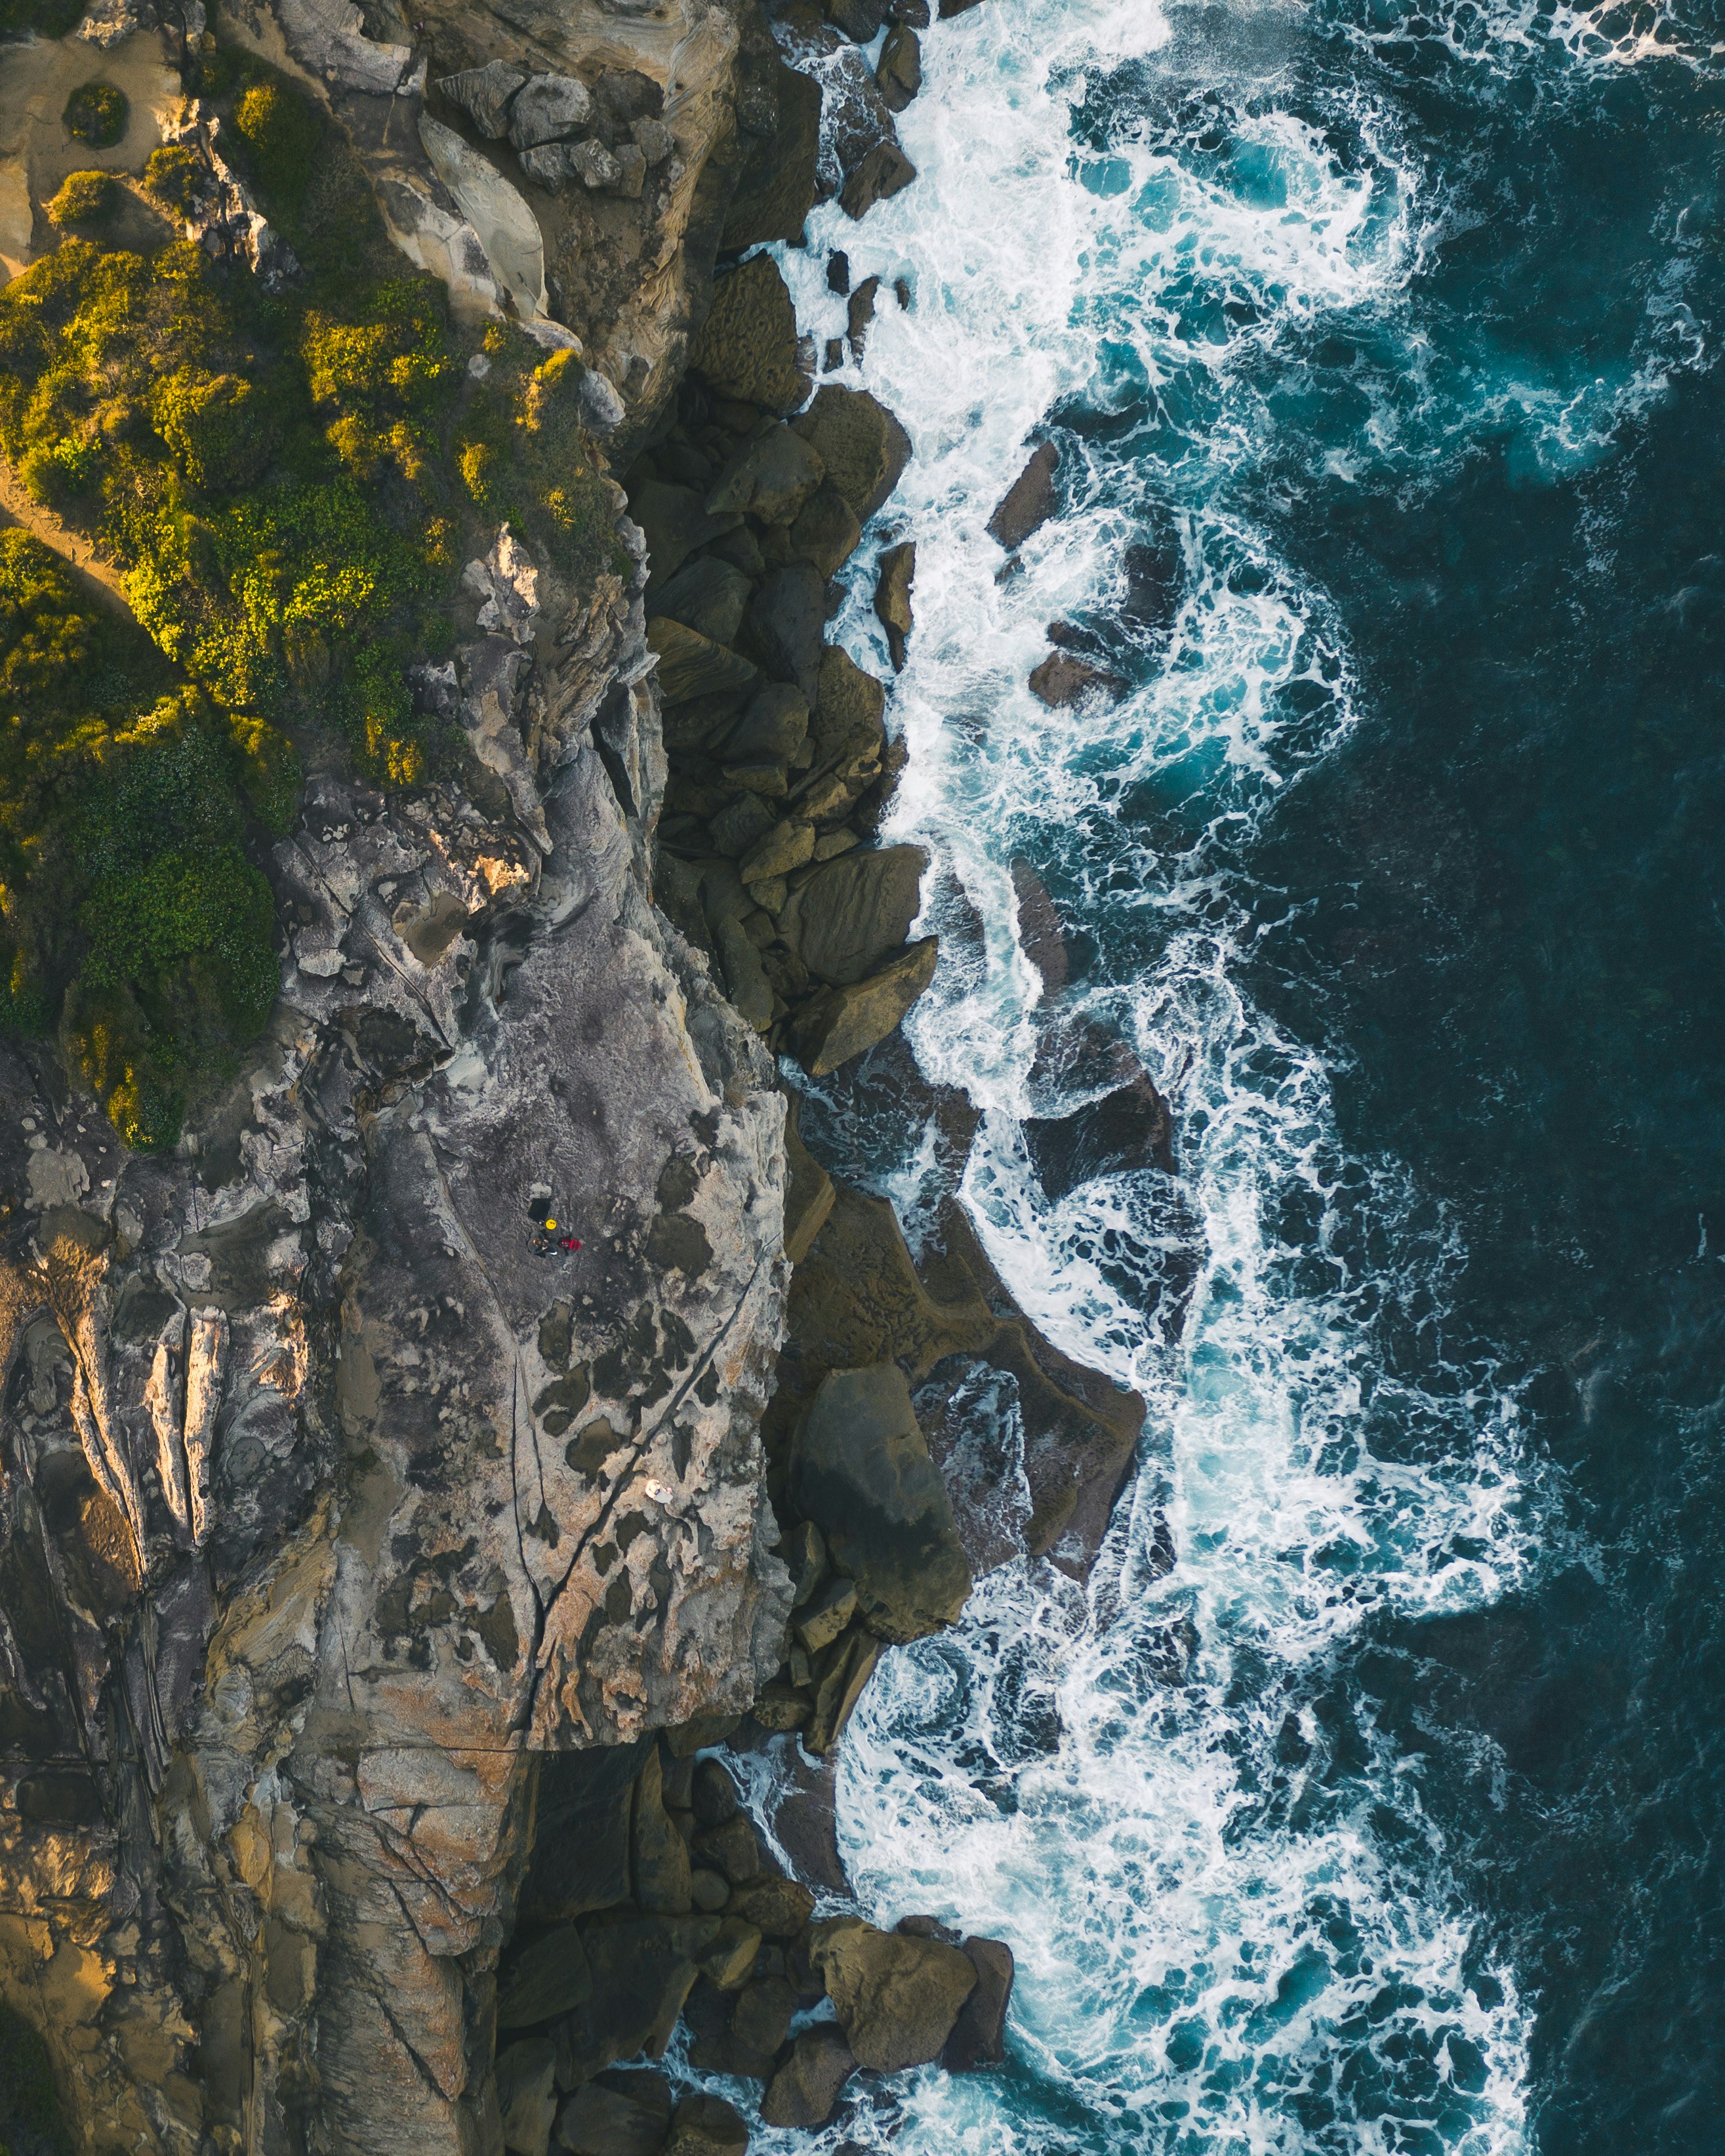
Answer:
722 683 810 765
769 1745 849 1893
1028 649 1126 707
634 481 742 588
519 1744 643 1927
761 2025 858 2128
805 1625 882 1755
716 917 775 1032
691 1868 731 1913
874 540 914 669
842 139 918 218
877 24 922 111
944 1934 1015 2069
722 59 821 250
553 1921 700 2083
649 556 754 647
647 618 759 707
690 255 807 411
794 1574 857 1654
790 938 940 1077
728 1875 817 1938
1011 858 1069 992
731 1974 798 2054
986 441 1059 550
790 1364 972 1642
809 1917 977 2070
707 426 827 524
698 1917 763 1992
789 483 864 579
633 1745 693 1913
740 818 815 884
778 844 928 985
692 1810 763 1886
784 1105 838 1265
741 562 827 706
691 1758 742 1827
793 388 912 525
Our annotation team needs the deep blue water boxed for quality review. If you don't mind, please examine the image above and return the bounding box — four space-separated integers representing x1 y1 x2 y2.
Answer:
755 2 1725 2148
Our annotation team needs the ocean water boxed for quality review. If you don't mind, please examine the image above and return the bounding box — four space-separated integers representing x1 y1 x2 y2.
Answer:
752 1 1725 2149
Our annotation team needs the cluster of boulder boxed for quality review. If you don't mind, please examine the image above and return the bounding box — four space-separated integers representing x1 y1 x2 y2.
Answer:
493 1736 1011 2155
633 251 941 1078
437 58 679 200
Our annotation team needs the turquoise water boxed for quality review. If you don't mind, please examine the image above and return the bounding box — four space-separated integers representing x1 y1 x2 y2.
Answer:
761 1 1725 2147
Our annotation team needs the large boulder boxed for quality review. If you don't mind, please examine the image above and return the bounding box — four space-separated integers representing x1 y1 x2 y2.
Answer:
706 426 826 524
779 844 928 985
723 60 822 249
647 617 760 706
517 1742 644 1926
649 556 754 647
632 1747 693 1915
789 1363 971 1640
790 939 939 1077
555 2080 668 2156
1023 1069 1175 1200
741 563 826 706
807 644 886 777
554 1920 706 2084
663 2093 748 2156
874 539 914 668
509 75 594 151
760 2025 857 2127
1029 649 1125 706
498 1926 594 2029
634 481 742 588
497 2039 559 2156
793 387 910 525
841 140 917 218
877 24 922 110
721 683 809 765
689 255 807 412
944 1936 1015 2069
987 441 1059 549
789 483 862 578
437 60 527 138
808 1917 977 2070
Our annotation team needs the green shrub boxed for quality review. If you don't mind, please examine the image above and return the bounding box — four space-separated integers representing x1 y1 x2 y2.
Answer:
232 80 321 213
152 368 277 493
63 81 128 149
46 169 121 228
0 0 81 33
142 144 206 217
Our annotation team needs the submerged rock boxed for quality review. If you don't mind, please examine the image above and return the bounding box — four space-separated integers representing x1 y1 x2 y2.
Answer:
1024 1068 1176 1200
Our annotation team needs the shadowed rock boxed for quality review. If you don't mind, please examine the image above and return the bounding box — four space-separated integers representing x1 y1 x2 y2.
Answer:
874 540 914 668
809 1917 977 2069
761 2024 857 2126
689 255 807 411
793 387 912 525
944 1936 1015 2069
1024 1068 1175 1200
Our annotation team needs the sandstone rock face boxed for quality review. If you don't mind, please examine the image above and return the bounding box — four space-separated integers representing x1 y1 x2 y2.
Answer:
0 523 794 2155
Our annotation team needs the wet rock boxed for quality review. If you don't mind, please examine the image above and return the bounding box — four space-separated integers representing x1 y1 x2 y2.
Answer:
707 427 827 524
842 140 918 218
1023 1068 1175 1200
664 2093 748 2156
699 1918 764 1991
760 2024 858 2127
986 441 1060 550
877 24 923 110
828 251 852 295
727 1875 817 1938
1028 649 1126 706
510 75 595 151
771 1745 848 1890
1011 858 1069 992
772 1184 1145 1574
648 617 760 705
897 1914 961 1942
809 1917 977 2069
830 0 887 35
634 1747 694 1914
634 481 742 588
498 2039 559 2155
650 556 754 647
874 540 914 669
779 844 929 985
793 388 912 526
723 60 822 250
691 1757 742 1829
847 277 881 358
794 1574 857 1652
689 255 808 413
789 484 864 579
790 939 941 1076
498 1926 595 2029
438 60 528 138
790 1364 971 1640
940 0 988 14
742 563 827 705
944 1935 1015 2070
732 1974 798 2054
554 1921 702 2085
805 644 887 785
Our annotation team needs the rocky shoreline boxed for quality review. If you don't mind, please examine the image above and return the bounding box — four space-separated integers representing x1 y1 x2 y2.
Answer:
0 1 1181 2150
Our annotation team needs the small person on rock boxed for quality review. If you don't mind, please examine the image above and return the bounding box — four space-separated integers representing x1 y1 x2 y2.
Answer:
528 1198 582 1256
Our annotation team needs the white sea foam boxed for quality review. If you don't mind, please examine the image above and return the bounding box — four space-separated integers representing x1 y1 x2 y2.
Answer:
709 0 1687 2146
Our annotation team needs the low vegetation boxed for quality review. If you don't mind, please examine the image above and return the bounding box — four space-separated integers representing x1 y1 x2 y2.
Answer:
0 58 620 1146
62 81 128 148
45 169 121 228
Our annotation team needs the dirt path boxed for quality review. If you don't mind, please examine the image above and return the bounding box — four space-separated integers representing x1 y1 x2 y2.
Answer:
0 457 138 622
